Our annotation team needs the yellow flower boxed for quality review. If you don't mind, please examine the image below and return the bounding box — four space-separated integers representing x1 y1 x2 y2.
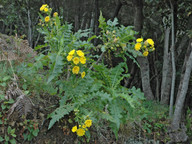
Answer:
40 4 47 11
73 57 80 65
80 56 86 64
152 47 155 51
72 126 77 132
147 38 154 46
136 38 143 43
82 125 86 128
53 12 58 17
76 128 85 137
44 8 49 12
72 66 80 74
143 51 149 57
135 43 141 51
45 16 50 22
67 55 73 61
68 49 75 56
81 71 86 78
85 120 92 127
76 50 84 57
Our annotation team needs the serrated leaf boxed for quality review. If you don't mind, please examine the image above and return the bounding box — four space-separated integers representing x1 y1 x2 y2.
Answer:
107 18 118 26
99 11 106 30
47 53 64 83
48 104 74 129
109 100 122 130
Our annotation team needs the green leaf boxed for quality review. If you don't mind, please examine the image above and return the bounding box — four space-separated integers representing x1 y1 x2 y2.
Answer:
109 100 123 130
88 35 97 42
11 128 15 134
99 11 107 30
0 82 6 87
11 134 16 138
101 45 106 52
32 129 39 137
48 104 74 129
0 136 4 142
7 126 11 134
10 138 16 144
107 18 118 26
47 53 64 83
23 133 28 140
35 43 48 50
5 135 9 141
3 76 10 81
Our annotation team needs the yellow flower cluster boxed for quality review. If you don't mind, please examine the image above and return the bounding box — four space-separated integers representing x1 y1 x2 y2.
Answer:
134 38 155 57
40 4 50 13
39 4 59 25
72 119 92 137
67 49 86 78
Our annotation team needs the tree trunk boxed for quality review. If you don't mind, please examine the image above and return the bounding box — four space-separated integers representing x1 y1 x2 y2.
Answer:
169 0 176 117
170 41 192 142
133 0 154 100
112 0 122 19
160 28 172 104
137 57 154 100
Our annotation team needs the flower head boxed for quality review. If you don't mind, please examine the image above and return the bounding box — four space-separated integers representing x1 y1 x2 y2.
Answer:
68 49 75 56
143 51 149 57
76 50 84 57
72 126 77 132
135 43 141 51
53 12 58 17
73 57 80 65
82 125 86 128
136 38 143 43
81 71 86 78
76 128 85 136
45 16 50 22
40 4 48 11
67 55 73 61
72 66 80 74
44 8 49 12
85 119 92 127
80 56 86 64
146 39 154 46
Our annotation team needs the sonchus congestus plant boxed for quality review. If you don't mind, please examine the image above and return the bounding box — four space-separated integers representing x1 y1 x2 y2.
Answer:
29 4 154 141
